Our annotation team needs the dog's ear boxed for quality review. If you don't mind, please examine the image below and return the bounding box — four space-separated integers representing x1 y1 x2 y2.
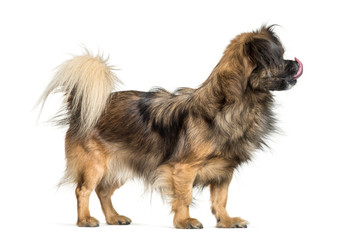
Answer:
244 36 283 70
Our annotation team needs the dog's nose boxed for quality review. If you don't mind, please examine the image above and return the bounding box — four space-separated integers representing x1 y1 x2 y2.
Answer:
293 57 303 79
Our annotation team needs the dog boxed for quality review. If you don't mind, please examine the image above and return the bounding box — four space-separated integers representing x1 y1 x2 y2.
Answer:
38 25 303 228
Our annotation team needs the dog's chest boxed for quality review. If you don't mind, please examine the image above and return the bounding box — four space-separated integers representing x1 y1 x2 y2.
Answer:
213 100 275 160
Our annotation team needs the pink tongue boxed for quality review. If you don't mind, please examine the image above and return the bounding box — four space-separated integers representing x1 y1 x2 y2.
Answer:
293 57 303 79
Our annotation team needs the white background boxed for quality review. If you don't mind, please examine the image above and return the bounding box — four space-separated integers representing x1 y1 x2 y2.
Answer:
1 0 359 239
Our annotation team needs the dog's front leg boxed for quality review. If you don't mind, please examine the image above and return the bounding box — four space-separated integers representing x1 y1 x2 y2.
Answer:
170 163 203 229
210 173 249 228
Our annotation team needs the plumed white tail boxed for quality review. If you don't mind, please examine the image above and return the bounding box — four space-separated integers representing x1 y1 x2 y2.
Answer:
37 50 120 137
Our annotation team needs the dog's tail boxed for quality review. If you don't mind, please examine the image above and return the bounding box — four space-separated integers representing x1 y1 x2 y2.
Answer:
37 49 120 138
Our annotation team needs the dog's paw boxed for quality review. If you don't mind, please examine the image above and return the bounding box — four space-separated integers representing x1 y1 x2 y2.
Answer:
77 216 100 227
216 217 249 228
106 214 132 225
174 218 203 229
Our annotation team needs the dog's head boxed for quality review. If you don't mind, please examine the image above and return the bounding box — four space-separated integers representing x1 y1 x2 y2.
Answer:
240 26 303 91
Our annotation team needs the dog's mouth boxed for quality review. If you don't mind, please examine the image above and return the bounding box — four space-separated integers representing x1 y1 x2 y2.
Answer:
293 57 303 79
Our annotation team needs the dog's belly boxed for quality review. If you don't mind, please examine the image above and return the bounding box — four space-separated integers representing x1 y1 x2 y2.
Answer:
101 155 136 186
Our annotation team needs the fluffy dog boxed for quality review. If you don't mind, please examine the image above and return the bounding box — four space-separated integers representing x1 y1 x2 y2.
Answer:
38 25 303 228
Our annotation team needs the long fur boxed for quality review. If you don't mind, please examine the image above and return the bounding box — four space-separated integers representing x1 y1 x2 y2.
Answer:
39 26 301 228
37 50 120 138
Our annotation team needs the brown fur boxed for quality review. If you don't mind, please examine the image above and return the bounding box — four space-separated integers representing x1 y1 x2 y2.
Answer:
39 25 302 228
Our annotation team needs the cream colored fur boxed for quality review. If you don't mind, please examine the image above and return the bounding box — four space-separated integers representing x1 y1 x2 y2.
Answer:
37 50 120 137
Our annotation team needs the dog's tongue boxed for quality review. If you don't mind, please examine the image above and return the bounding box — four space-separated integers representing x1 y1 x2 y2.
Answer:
293 57 303 79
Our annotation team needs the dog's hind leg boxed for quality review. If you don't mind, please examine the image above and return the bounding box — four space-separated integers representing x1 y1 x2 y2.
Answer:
75 170 104 227
65 134 109 227
95 182 132 225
